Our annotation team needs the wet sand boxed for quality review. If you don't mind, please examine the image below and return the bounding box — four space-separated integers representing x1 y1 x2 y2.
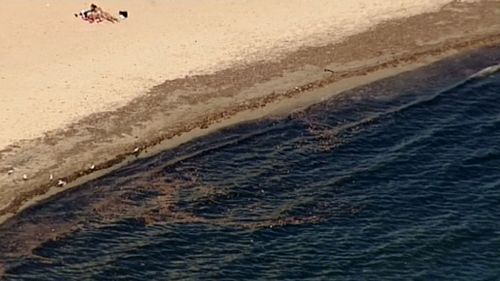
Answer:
0 1 500 225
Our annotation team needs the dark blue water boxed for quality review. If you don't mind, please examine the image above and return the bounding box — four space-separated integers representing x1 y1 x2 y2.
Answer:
1 49 500 280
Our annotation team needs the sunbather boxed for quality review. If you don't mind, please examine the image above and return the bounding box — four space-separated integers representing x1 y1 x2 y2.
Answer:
92 4 119 23
74 4 119 23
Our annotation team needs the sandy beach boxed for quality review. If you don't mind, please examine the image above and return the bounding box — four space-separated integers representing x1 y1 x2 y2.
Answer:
0 0 478 149
1 0 500 224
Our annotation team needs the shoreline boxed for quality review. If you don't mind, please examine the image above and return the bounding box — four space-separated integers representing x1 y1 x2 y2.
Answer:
0 1 500 225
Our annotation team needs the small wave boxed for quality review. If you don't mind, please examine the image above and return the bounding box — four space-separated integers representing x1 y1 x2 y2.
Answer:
407 63 500 109
328 63 500 133
468 63 500 80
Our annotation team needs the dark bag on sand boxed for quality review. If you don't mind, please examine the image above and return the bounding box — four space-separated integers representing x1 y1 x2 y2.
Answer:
119 11 128 18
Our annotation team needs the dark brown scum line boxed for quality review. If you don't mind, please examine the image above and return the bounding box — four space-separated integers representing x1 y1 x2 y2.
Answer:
1 32 499 220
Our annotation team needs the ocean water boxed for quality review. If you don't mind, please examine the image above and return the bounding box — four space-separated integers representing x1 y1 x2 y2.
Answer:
1 48 500 280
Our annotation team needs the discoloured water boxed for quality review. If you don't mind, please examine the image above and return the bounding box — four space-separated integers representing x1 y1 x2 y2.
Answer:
1 49 500 280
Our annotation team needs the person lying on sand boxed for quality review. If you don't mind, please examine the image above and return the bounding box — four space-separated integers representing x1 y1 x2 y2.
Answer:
75 3 119 23
92 4 120 23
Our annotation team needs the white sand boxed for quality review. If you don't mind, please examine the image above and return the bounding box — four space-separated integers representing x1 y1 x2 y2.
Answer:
0 0 464 149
